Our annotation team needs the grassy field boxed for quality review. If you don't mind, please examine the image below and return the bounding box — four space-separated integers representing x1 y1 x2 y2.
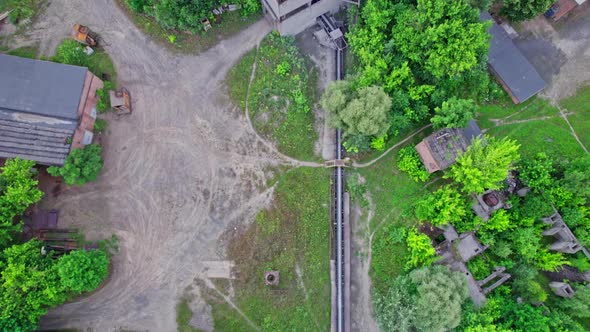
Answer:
478 94 587 160
115 0 260 54
560 85 590 150
205 167 331 331
228 33 320 161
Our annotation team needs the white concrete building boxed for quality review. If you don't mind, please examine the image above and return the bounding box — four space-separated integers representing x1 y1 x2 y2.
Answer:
261 0 343 35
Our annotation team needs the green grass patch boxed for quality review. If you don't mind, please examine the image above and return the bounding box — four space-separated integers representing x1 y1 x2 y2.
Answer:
561 84 590 150
209 167 331 331
115 0 260 54
245 32 319 161
226 48 257 111
485 115 584 160
5 45 39 59
86 50 117 83
176 296 201 332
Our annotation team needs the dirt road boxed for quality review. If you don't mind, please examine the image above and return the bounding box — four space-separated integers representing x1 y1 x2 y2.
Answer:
20 1 279 331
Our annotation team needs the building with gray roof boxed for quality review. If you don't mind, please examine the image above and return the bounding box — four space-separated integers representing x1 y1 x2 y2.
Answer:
0 54 103 166
481 12 546 104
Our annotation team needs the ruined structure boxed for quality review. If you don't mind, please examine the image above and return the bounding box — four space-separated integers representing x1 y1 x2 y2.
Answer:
435 225 509 306
472 190 510 221
542 212 590 259
415 120 481 173
549 281 576 298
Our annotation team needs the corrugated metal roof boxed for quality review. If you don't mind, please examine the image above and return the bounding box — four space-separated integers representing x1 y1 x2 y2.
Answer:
0 53 87 120
481 12 546 103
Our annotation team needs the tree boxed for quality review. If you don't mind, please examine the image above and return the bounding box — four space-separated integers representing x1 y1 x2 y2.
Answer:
321 82 392 152
561 156 590 201
0 241 65 331
415 185 467 226
48 144 103 185
431 98 477 129
397 146 430 182
518 152 554 191
53 40 87 67
502 0 553 22
0 158 43 249
405 228 437 270
445 136 520 194
375 265 468 332
56 250 109 293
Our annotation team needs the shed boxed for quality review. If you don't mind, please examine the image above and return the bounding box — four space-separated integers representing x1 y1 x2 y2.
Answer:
480 12 546 104
415 120 481 173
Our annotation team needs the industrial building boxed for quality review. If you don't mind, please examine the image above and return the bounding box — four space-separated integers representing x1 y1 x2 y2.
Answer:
261 0 345 35
0 54 103 165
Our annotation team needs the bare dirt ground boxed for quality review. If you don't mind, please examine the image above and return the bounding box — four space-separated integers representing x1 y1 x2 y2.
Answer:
515 5 590 102
3 1 293 331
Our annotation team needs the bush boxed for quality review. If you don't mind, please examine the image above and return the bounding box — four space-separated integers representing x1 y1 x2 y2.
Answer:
56 250 109 293
93 118 108 133
241 0 261 16
397 146 429 182
405 228 437 270
518 152 555 191
96 81 115 113
127 0 151 13
53 40 87 67
47 144 103 185
415 185 467 226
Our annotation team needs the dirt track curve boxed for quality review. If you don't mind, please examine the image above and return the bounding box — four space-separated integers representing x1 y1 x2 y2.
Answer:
27 1 280 331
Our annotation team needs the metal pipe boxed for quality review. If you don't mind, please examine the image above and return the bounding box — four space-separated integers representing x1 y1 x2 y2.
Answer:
335 47 344 332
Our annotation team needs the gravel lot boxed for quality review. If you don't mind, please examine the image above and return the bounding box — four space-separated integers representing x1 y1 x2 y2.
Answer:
7 1 283 331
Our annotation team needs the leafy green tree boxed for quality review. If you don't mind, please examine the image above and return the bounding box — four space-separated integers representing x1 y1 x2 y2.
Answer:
502 0 553 22
56 250 109 293
397 146 430 182
375 265 468 332
535 249 569 272
0 158 43 248
446 136 520 194
48 144 103 185
561 156 590 201
392 0 490 79
0 241 65 331
508 227 541 263
518 152 554 191
431 98 476 129
415 185 466 226
53 40 87 67
405 228 437 270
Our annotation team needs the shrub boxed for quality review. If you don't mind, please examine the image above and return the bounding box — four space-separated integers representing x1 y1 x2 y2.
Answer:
370 135 387 151
93 118 107 133
96 81 115 113
518 152 555 191
47 144 103 185
275 60 291 76
241 0 261 16
127 0 151 13
431 97 477 130
415 185 467 226
53 40 87 67
56 250 109 293
397 146 429 182
405 228 437 270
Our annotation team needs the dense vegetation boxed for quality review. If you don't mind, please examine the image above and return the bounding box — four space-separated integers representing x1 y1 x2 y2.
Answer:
0 159 112 331
124 0 260 32
332 0 500 153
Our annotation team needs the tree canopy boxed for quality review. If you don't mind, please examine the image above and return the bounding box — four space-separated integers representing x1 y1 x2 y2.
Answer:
431 97 477 129
56 249 109 294
415 185 467 226
446 136 520 194
502 0 553 22
375 265 469 332
0 158 43 249
321 81 391 152
348 0 491 136
48 144 104 185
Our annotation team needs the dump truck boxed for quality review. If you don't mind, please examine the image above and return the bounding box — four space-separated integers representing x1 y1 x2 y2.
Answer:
72 24 98 46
